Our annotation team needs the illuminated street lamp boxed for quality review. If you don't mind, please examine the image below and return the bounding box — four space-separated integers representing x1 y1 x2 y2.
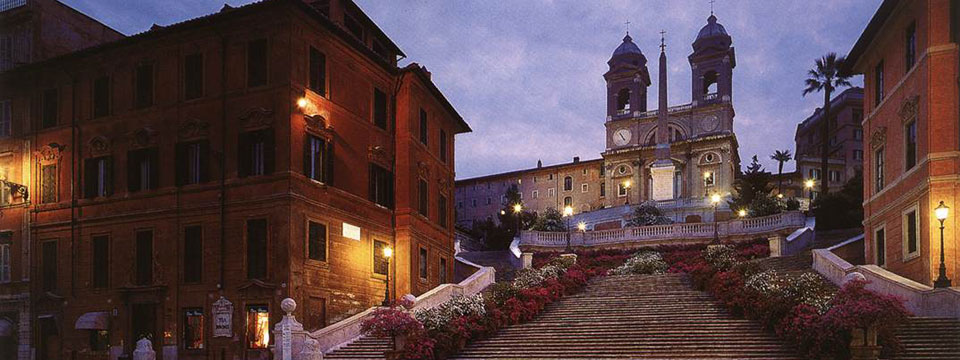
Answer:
711 193 722 244
804 179 815 201
563 206 574 252
622 180 632 205
738 209 747 218
934 201 952 288
577 221 587 232
382 246 393 306
513 203 523 235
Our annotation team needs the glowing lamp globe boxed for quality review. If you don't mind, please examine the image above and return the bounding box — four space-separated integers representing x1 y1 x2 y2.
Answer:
935 201 949 221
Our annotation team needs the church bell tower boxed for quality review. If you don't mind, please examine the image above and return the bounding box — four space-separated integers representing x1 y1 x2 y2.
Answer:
689 14 735 106
604 34 651 119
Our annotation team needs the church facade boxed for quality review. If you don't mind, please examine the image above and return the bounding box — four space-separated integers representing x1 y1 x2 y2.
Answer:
456 14 741 228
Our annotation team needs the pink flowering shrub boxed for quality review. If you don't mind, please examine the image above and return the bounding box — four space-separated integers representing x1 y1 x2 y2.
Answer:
360 300 423 338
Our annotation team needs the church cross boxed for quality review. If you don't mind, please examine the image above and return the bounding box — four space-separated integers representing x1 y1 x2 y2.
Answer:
624 20 631 35
659 30 666 51
710 0 716 15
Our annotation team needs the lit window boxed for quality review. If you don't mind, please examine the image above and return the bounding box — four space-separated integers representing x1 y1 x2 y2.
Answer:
618 183 628 197
246 305 270 349
903 208 918 258
373 240 388 276
184 308 204 350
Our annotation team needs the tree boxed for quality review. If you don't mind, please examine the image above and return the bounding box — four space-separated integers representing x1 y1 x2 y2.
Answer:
770 149 793 196
626 201 673 227
529 208 566 232
730 155 775 214
813 172 864 230
803 52 852 199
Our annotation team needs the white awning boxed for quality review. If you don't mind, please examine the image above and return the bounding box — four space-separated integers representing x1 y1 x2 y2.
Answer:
75 312 109 330
0 318 13 337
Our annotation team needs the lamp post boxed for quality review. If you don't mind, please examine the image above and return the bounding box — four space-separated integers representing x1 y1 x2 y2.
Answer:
622 180 632 205
563 205 574 252
711 193 721 244
804 179 815 201
381 246 393 306
513 203 523 235
934 201 952 288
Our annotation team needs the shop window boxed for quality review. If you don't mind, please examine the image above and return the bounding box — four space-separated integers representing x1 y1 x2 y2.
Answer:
184 308 204 350
246 305 270 349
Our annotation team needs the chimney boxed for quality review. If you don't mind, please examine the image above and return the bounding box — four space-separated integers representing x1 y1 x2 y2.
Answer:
537 160 543 168
573 156 580 163
421 65 431 79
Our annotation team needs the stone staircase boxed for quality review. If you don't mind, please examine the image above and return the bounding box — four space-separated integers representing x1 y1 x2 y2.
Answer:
453 274 800 359
892 317 960 359
324 336 392 359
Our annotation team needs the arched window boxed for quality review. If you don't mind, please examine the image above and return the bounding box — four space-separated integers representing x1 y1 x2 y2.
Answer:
616 88 631 113
669 126 685 142
563 196 572 207
563 176 573 191
703 71 718 95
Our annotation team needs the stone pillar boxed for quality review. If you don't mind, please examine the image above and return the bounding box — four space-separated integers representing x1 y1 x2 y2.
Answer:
521 253 533 269
132 338 156 360
768 235 783 257
849 324 881 360
273 298 307 360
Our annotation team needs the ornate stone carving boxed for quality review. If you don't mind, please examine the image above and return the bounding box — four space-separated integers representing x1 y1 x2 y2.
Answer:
368 145 388 165
898 95 919 123
240 107 274 129
417 161 430 179
35 143 65 162
130 127 158 148
438 178 449 194
305 114 334 141
870 126 887 150
178 119 209 139
88 136 111 156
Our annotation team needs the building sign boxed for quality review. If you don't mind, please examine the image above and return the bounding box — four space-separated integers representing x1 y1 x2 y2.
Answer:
212 296 233 337
342 222 361 241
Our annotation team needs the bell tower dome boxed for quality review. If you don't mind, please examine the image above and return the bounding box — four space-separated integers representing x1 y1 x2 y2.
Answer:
689 14 735 106
604 34 651 119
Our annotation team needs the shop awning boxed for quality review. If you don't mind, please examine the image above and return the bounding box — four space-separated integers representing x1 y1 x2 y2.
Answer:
75 312 109 330
0 318 13 337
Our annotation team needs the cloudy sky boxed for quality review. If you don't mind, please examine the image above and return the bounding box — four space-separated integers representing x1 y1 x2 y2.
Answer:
64 0 879 179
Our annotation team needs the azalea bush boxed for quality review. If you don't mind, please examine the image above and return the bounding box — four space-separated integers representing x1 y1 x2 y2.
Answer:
658 240 911 359
360 299 424 338
608 251 668 275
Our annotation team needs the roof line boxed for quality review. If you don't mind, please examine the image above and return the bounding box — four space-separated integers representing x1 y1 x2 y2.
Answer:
842 0 900 75
455 158 604 183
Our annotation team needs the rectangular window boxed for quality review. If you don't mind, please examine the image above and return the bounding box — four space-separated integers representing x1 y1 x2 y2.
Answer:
905 121 917 170
246 305 269 349
419 247 427 279
419 109 428 145
41 88 58 128
239 129 275 177
439 257 447 284
874 61 884 106
176 141 209 185
184 308 204 350
373 88 387 130
304 135 325 181
439 130 447 163
904 208 919 258
84 156 112 198
581 183 588 193
373 240 388 276
0 243 9 283
41 164 57 204
0 99 9 137
246 219 267 280
599 183 606 197
247 39 268 87
183 225 203 283
307 221 327 262
875 148 885 192
309 47 326 96
344 14 364 40
532 190 539 199
418 179 428 216
905 22 916 71
875 227 886 267
369 163 394 208
135 63 154 108
93 76 110 118
618 182 627 197
42 240 56 291
92 235 109 288
854 129 863 140
548 188 555 197
184 53 204 100
829 170 841 183
127 148 159 192
135 230 153 286
438 194 448 228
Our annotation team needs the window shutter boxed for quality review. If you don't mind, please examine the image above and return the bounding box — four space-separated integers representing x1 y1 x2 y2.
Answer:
323 141 334 185
84 159 97 198
127 151 141 193
199 140 210 183
237 133 250 178
263 129 275 175
104 158 113 196
175 143 186 186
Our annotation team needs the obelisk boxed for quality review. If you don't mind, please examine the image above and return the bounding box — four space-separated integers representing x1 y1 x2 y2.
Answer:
650 31 676 201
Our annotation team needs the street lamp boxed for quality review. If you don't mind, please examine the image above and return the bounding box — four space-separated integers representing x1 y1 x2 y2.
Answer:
934 201 952 288
577 221 587 232
738 209 747 218
711 193 722 244
563 206 574 252
804 179 815 201
622 180 632 205
381 246 393 306
513 203 523 235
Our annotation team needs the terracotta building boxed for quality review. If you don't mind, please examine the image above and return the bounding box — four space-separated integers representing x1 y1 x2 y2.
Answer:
776 87 865 200
0 0 468 359
456 14 741 228
847 0 959 287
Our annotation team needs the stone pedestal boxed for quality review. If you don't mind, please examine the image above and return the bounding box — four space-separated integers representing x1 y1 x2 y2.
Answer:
273 298 307 360
768 236 783 257
521 253 533 269
559 253 578 264
650 163 676 201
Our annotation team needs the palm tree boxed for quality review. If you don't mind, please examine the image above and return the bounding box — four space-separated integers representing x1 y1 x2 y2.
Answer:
770 149 793 196
803 53 851 199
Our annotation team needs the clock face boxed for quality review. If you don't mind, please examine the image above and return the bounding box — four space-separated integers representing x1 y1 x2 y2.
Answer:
701 115 720 132
613 128 632 146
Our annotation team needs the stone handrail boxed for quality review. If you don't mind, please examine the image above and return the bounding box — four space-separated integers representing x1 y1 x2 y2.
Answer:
307 259 496 354
521 211 806 248
813 247 960 319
